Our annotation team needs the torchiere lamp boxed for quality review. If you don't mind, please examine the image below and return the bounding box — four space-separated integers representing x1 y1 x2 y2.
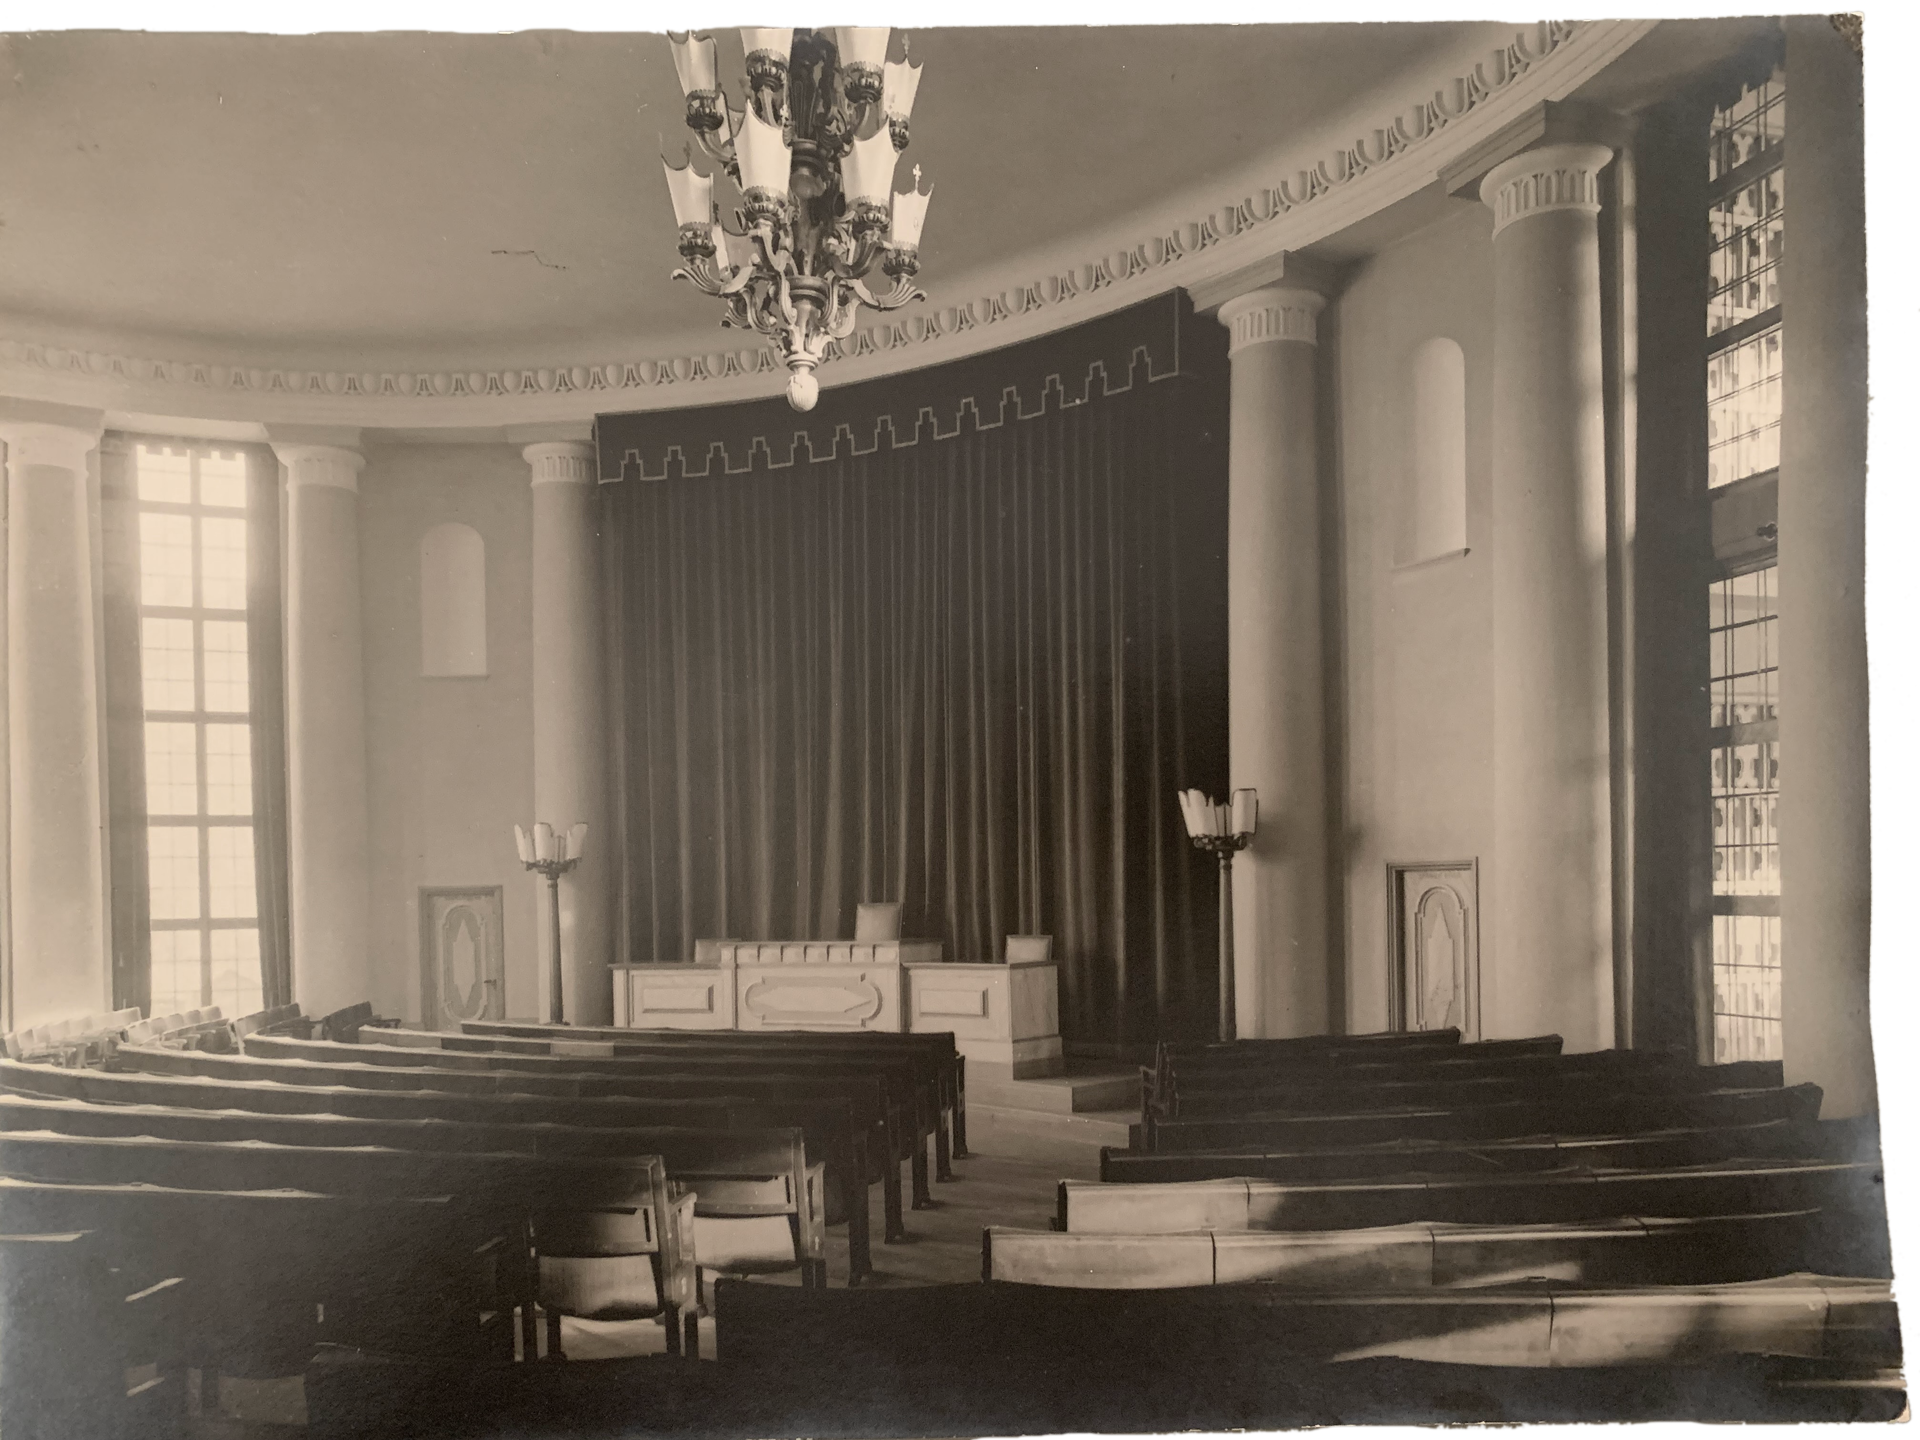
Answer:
1178 788 1257 1042
515 821 588 1025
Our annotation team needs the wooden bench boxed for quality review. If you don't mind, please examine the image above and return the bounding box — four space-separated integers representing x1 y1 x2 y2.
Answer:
0 1130 700 1359
1099 1117 1819 1184
1144 1082 1826 1152
123 1041 912 1245
247 1030 941 1213
0 1228 191 1439
984 1209 1823 1289
0 1175 514 1375
1 1057 876 1282
715 1273 1901 1399
1156 1059 1787 1120
458 1019 970 1176
0 1091 824 1293
1056 1159 1874 1234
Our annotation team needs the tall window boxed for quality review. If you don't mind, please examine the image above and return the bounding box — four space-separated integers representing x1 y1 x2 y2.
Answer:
1706 64 1785 1062
134 444 265 1016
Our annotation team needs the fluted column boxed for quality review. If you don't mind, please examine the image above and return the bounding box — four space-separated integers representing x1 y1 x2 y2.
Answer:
1218 285 1329 1038
3 411 108 1027
1778 20 1872 1117
525 442 611 1026
1479 142 1617 1052
276 442 372 1017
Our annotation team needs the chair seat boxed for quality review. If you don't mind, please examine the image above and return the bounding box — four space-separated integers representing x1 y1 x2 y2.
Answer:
694 1214 801 1276
537 1255 663 1320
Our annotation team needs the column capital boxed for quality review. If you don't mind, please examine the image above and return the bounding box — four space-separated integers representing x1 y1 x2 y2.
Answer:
0 400 104 474
275 443 366 492
1217 286 1328 355
523 440 597 486
0 418 102 475
1480 141 1615 240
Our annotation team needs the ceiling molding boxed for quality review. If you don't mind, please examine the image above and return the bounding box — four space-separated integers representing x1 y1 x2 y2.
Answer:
0 19 1657 432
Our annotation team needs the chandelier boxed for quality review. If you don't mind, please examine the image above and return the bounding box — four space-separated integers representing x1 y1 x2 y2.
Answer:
661 28 931 411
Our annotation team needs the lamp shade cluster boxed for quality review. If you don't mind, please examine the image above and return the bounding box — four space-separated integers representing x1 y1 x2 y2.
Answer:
1178 789 1258 841
659 28 933 412
514 821 588 867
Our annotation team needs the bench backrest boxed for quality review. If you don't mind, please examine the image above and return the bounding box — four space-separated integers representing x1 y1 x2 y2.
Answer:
1099 1116 1816 1183
1146 1083 1826 1152
984 1209 1822 1290
1058 1159 1871 1234
1163 1060 1787 1118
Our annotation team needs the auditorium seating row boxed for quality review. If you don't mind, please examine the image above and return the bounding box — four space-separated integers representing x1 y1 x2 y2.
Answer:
971 1026 1899 1419
0 1000 968 1438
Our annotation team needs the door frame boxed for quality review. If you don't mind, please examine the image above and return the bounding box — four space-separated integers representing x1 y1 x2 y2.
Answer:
1385 860 1481 1039
419 885 506 1030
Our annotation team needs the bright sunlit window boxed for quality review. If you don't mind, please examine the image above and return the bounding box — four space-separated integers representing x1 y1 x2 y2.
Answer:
134 443 264 1017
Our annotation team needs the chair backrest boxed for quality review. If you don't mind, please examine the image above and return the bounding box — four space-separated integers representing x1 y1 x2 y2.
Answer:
854 902 902 942
1006 935 1053 963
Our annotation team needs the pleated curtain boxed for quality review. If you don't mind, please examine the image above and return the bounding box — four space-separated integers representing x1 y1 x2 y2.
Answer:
604 337 1230 1045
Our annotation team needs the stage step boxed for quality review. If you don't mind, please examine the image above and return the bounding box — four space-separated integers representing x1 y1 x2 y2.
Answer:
967 1065 1139 1116
965 1104 1136 1161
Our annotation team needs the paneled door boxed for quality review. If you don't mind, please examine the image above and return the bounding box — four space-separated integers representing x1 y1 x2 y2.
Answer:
420 886 506 1030
1387 862 1480 1040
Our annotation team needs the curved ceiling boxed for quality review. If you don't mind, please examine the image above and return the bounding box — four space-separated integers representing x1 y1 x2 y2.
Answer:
0 25 1485 371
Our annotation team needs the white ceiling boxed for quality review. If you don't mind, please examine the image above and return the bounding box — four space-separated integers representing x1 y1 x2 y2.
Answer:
0 25 1484 371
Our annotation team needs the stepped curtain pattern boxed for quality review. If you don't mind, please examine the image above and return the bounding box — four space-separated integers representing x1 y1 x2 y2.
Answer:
599 295 1230 1044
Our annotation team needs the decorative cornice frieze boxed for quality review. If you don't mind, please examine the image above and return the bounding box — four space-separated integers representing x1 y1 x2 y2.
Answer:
522 440 596 485
0 20 1639 423
1218 287 1327 353
1481 141 1614 239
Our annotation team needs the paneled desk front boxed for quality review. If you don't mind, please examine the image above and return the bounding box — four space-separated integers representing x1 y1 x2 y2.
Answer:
609 939 1064 1077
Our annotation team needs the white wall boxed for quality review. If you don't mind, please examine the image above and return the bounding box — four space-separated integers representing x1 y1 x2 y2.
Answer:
359 441 536 1023
1330 202 1498 1033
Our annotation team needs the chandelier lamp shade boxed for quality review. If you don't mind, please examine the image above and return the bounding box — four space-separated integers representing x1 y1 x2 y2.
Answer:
661 27 931 412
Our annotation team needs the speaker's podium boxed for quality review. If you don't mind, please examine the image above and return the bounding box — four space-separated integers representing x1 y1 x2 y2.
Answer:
607 906 1065 1080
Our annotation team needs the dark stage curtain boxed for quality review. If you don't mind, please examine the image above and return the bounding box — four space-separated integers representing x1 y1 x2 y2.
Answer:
601 295 1229 1044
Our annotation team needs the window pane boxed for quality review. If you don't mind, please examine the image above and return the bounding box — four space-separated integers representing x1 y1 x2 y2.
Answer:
202 620 250 712
207 826 257 919
199 453 249 510
1707 325 1783 488
1709 66 1785 183
147 827 202 920
204 723 253 816
135 446 193 504
200 517 248 611
149 929 205 1014
140 618 197 712
1708 167 1784 338
138 512 195 607
144 721 199 817
209 929 263 1017
1708 568 1778 727
1712 914 1782 1062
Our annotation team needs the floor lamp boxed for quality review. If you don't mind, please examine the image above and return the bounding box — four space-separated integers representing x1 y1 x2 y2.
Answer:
514 821 586 1025
1179 789 1257 1043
